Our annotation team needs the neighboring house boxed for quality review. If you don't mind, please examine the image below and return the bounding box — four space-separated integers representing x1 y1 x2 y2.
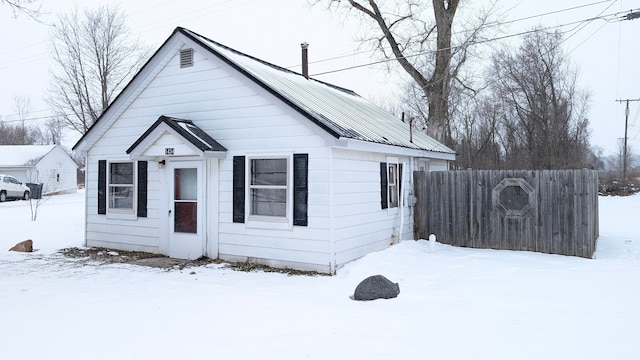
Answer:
73 27 456 274
0 145 78 195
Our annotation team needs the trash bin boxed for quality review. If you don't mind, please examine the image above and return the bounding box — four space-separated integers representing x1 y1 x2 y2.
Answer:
26 183 43 199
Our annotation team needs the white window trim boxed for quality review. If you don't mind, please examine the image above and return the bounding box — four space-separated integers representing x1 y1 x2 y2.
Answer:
107 160 137 220
245 154 293 229
386 157 400 214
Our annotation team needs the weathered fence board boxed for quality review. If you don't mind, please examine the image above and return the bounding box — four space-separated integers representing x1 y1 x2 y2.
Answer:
414 169 599 258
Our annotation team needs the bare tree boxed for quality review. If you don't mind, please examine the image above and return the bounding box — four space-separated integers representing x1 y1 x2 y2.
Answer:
42 116 64 145
616 138 634 177
0 95 46 145
489 29 591 169
452 97 503 169
46 4 150 134
1 0 40 19
314 0 497 146
0 120 44 145
12 94 31 128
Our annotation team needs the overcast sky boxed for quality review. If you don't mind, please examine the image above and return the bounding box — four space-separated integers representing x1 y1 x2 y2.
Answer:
0 0 638 157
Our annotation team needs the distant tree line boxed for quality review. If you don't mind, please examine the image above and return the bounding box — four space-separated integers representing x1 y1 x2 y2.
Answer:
0 120 45 145
452 30 592 170
0 95 63 145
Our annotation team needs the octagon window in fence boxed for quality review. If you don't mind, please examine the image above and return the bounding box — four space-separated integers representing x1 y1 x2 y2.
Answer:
492 178 536 217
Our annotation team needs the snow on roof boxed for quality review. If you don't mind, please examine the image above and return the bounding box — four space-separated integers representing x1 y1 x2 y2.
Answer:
0 145 57 167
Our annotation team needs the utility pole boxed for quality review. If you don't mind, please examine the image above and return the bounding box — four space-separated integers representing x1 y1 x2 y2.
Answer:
615 98 640 182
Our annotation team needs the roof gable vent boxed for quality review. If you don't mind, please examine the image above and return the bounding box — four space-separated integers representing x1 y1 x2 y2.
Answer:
180 48 194 68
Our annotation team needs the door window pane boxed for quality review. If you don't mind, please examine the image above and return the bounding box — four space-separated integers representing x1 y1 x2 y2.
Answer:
175 202 197 233
174 168 197 200
174 167 197 233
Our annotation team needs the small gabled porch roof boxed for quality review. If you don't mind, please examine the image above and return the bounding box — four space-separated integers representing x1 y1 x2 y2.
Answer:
126 115 227 159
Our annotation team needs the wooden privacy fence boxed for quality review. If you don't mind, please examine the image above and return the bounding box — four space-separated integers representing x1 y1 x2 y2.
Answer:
413 169 599 258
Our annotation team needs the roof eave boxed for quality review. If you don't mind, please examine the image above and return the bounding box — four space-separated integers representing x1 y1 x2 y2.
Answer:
340 138 456 160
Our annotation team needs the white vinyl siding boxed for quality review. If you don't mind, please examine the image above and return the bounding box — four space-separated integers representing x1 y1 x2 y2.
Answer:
85 42 331 271
80 33 436 273
218 149 331 272
85 154 160 253
331 148 412 268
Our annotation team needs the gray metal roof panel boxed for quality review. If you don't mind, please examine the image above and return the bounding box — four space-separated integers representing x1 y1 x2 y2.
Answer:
183 28 454 155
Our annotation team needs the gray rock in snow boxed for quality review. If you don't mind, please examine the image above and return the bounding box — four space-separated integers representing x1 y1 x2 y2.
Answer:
353 275 400 301
9 239 33 252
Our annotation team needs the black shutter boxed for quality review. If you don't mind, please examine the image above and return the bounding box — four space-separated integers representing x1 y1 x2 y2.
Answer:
398 163 403 206
380 162 388 209
293 154 308 226
137 161 148 218
98 160 107 214
232 156 245 223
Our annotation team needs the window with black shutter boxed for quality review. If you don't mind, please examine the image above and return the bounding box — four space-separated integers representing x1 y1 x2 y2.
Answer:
381 161 401 209
232 156 245 223
137 161 148 217
97 160 147 217
233 154 308 226
293 154 308 226
98 160 106 214
380 162 388 209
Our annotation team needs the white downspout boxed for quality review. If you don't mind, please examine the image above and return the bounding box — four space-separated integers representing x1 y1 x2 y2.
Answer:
397 160 407 243
329 148 336 274
203 158 209 257
83 155 89 247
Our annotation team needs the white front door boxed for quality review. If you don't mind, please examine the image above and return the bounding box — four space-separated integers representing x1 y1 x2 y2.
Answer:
169 161 203 259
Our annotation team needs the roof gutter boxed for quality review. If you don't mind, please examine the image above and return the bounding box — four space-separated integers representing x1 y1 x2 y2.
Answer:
340 138 456 160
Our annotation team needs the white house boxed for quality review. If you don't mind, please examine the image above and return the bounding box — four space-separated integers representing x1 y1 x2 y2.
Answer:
0 145 78 195
73 27 456 274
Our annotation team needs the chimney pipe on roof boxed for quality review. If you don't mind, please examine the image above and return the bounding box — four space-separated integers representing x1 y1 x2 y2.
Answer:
301 42 309 79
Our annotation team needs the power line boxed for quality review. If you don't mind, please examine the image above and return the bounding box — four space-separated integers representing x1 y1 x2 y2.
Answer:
563 0 618 54
1 2 633 121
0 0 622 73
311 7 635 77
286 0 619 70
0 113 58 124
1 1 636 123
0 0 257 71
489 0 615 28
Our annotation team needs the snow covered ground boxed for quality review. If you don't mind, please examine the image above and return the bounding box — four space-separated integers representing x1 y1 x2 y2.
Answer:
1 191 639 359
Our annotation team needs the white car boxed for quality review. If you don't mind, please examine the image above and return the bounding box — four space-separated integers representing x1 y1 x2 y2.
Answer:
0 174 30 202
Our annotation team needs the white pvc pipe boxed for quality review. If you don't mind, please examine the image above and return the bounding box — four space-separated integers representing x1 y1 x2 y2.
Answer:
398 161 406 243
429 234 436 253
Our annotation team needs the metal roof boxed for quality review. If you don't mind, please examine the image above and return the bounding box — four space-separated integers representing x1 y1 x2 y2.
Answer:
127 116 227 154
180 28 455 155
